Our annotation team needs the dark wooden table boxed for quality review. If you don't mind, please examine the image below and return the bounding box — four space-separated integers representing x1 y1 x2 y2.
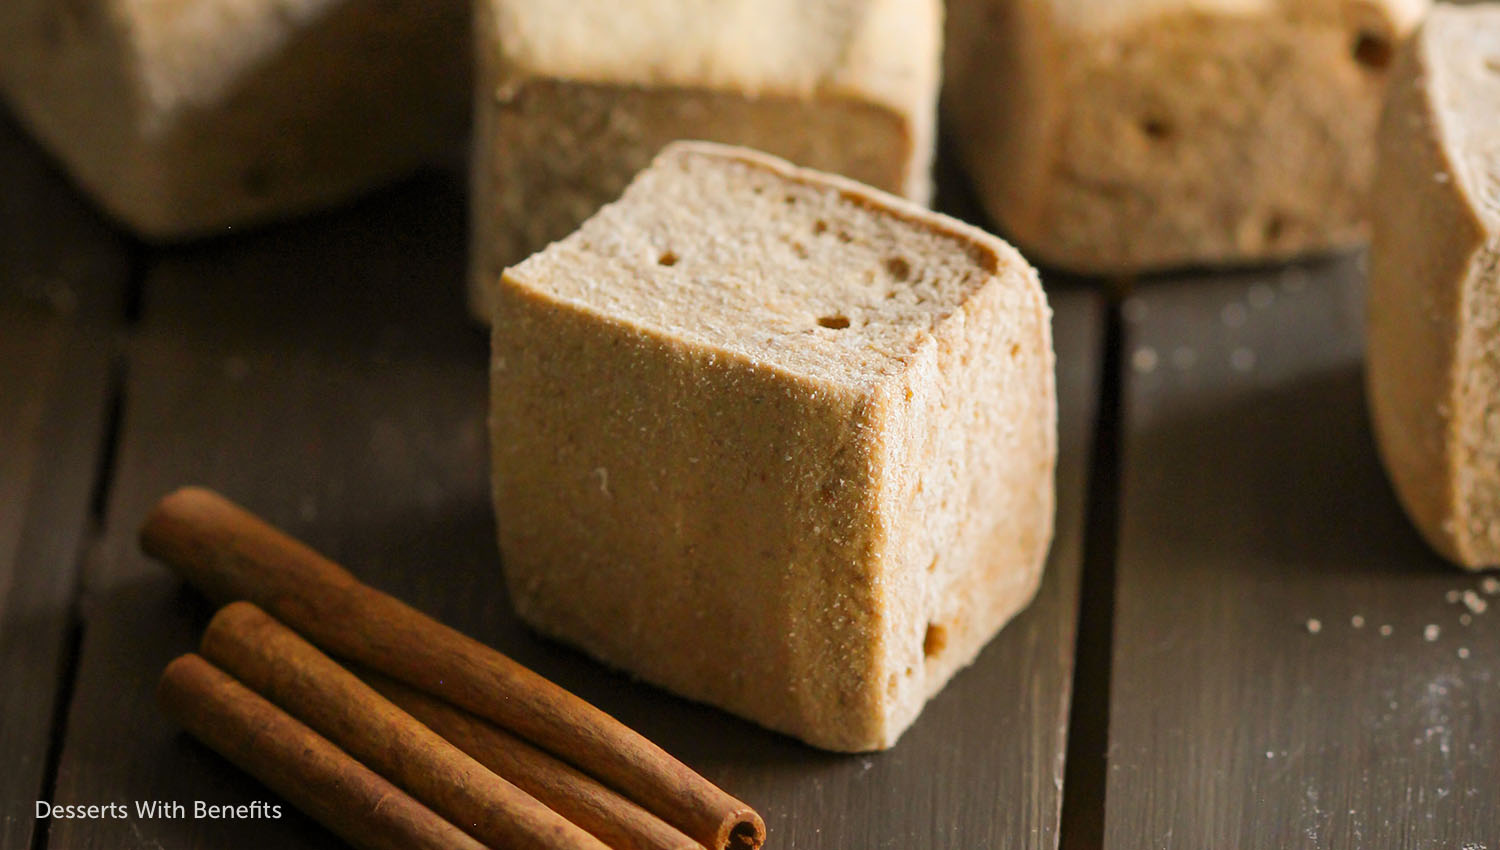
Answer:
0 97 1493 850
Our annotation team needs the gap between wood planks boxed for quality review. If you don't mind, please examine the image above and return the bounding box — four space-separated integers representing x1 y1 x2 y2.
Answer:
1058 282 1127 850
22 233 1123 849
29 256 142 850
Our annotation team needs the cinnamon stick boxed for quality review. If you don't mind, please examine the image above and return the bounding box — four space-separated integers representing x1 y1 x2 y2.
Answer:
200 601 609 850
362 670 700 850
141 486 765 850
157 653 486 850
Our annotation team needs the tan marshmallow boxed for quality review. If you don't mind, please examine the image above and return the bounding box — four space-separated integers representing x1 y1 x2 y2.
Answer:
489 143 1056 751
0 0 467 239
1368 3 1500 570
944 0 1428 273
469 0 941 319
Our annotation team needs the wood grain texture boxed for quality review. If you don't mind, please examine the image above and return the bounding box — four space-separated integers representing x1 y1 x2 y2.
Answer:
1108 256 1499 848
0 106 131 321
42 169 1103 848
135 171 473 360
0 315 113 850
46 177 487 849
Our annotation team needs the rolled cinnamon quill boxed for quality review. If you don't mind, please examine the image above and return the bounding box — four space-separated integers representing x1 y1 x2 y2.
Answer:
363 671 699 850
141 486 764 850
200 601 609 850
157 653 486 850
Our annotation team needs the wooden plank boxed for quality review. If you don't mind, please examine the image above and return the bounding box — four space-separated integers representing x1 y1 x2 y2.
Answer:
0 97 130 850
0 105 132 322
1107 257 1500 847
0 314 113 850
135 170 473 358
46 174 484 850
46 166 1103 847
47 331 493 850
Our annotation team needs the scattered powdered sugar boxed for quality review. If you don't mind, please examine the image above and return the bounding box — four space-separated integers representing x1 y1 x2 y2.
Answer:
1462 590 1488 614
1447 589 1463 604
1459 647 1471 660
1483 576 1500 596
1380 624 1394 637
1351 615 1365 629
1132 347 1159 374
1461 613 1473 626
1306 618 1323 634
1425 624 1442 642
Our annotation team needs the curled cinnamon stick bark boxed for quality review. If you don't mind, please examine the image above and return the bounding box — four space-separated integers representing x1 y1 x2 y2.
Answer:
200 601 609 850
157 654 486 850
141 486 765 850
363 671 700 850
